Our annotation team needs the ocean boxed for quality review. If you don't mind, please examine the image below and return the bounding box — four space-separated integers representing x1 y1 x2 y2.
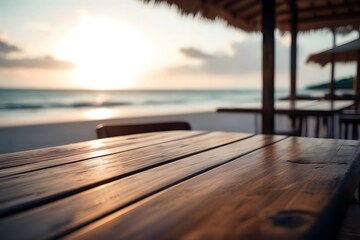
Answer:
0 88 324 126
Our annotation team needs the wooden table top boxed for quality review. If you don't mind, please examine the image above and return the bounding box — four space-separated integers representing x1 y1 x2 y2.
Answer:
0 131 359 239
217 100 355 115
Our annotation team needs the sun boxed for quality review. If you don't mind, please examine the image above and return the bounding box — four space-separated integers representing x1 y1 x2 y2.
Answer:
55 17 151 90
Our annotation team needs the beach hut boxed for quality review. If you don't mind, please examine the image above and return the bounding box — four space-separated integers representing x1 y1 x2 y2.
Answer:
143 0 360 134
307 37 360 99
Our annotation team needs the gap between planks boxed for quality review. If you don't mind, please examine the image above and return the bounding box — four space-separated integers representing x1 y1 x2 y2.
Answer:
0 131 205 169
65 138 360 240
0 131 252 218
0 134 286 240
0 131 208 178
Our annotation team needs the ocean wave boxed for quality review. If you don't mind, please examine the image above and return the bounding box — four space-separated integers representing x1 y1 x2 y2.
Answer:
0 104 45 110
101 101 132 107
0 99 194 110
0 101 133 110
143 99 186 105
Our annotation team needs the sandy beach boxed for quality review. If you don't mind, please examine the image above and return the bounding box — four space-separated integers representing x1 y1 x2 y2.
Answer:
0 101 329 154
0 109 259 153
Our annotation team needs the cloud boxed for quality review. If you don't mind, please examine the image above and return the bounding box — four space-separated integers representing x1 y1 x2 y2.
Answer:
0 56 75 69
180 48 212 59
0 40 20 53
167 37 292 76
0 35 74 70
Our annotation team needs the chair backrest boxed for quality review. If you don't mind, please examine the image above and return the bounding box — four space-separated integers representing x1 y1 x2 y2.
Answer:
339 110 360 139
96 121 191 138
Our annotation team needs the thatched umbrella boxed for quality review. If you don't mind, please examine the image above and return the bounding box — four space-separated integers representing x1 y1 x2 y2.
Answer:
143 0 360 134
307 38 360 98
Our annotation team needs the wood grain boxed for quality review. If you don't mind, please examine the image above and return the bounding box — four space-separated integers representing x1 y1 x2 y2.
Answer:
0 135 286 239
67 137 360 240
0 131 156 167
0 131 201 169
0 132 250 217
0 131 204 178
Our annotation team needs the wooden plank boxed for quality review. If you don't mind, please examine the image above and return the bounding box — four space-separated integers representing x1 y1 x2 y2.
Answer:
0 131 200 169
68 137 360 240
0 132 251 216
217 102 262 113
0 135 286 240
0 131 158 166
0 131 205 178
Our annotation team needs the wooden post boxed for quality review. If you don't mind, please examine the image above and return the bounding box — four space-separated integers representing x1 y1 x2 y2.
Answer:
330 29 336 100
356 50 360 98
262 0 275 134
289 0 297 101
355 31 360 103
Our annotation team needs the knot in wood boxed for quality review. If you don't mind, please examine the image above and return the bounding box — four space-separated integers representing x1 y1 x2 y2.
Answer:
267 210 314 228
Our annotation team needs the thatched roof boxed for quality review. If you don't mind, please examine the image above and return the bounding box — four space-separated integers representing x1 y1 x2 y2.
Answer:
144 0 360 32
307 38 360 66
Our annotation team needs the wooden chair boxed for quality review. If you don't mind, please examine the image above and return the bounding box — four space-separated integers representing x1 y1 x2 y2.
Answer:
339 110 360 140
276 114 306 137
96 121 191 138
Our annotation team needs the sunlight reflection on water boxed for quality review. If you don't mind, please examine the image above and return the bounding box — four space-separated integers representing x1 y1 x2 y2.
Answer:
84 108 116 120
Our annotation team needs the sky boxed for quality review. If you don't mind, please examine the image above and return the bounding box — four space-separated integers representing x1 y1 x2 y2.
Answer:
0 0 358 90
